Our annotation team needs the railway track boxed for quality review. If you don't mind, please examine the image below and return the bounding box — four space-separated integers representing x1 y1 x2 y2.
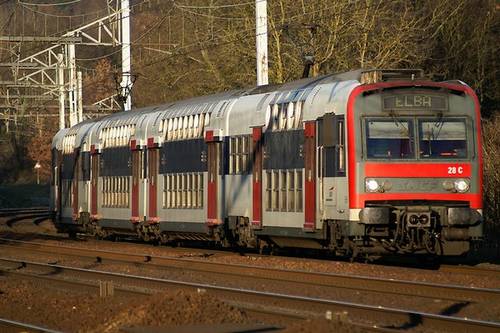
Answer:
0 207 51 227
437 263 500 278
0 317 63 333
0 237 498 305
0 257 499 333
0 207 48 216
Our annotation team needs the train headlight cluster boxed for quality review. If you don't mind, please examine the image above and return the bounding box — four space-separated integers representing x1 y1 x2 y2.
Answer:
365 179 381 192
454 179 470 193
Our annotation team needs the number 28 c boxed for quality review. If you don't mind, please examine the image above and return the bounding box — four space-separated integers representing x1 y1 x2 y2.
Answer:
448 166 464 175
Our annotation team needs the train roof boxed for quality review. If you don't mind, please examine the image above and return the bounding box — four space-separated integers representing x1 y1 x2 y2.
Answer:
54 68 438 150
86 69 368 124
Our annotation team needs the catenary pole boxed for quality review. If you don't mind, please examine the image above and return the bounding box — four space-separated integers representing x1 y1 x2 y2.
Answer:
121 0 132 111
77 71 83 123
255 0 268 86
67 41 77 127
57 53 65 130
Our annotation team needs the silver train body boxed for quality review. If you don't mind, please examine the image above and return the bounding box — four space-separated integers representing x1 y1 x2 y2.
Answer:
51 69 483 256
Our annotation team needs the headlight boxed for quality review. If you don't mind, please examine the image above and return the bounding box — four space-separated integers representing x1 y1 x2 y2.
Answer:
454 179 470 193
365 179 380 192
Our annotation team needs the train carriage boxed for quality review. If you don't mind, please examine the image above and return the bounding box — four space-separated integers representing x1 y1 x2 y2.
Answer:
50 69 483 256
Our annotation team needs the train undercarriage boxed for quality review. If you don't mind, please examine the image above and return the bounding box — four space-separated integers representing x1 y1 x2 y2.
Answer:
56 201 482 258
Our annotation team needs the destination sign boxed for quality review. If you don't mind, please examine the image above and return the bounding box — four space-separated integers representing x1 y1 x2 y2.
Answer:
383 94 448 111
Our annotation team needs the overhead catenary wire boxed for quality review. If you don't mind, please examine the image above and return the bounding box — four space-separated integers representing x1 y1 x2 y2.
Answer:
17 0 108 19
173 1 254 9
0 0 153 63
18 0 81 7
134 1 352 72
75 9 173 62
3 0 362 113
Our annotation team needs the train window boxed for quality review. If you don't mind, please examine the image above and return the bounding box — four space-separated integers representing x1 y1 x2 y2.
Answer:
125 177 129 206
164 172 203 209
117 177 121 206
287 103 294 130
338 119 345 172
265 169 303 212
102 177 106 207
198 114 205 137
272 104 279 131
172 118 178 140
183 117 189 139
112 177 116 206
192 174 197 207
229 135 251 174
418 119 467 159
288 170 295 210
280 170 287 211
100 176 130 208
296 170 303 212
163 175 168 208
181 173 185 207
295 102 303 129
204 113 210 127
198 173 204 208
187 174 192 207
266 102 303 131
272 170 279 210
279 104 287 130
266 171 272 211
365 119 415 159
188 115 194 138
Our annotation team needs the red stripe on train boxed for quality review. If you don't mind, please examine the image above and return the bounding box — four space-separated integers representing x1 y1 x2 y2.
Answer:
252 127 263 228
304 121 316 230
365 163 472 178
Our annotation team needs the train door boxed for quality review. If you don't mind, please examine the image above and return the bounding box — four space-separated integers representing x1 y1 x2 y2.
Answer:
53 149 62 216
72 148 80 221
131 143 142 223
90 146 100 219
304 121 316 230
318 114 346 219
252 127 263 228
206 131 221 225
147 144 159 222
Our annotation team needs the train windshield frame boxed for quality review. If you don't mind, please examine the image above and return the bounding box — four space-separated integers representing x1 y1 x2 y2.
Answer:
365 118 415 159
363 116 470 160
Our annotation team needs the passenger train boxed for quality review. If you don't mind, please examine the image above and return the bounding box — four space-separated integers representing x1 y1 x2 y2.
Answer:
50 69 483 256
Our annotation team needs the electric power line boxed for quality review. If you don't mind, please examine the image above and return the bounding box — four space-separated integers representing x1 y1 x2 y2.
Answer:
18 0 82 7
134 1 352 72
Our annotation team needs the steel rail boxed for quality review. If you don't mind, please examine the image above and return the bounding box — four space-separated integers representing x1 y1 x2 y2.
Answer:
438 264 500 278
0 266 385 333
1 257 499 333
0 317 63 333
0 238 498 304
0 207 48 212
0 208 49 218
4 213 51 227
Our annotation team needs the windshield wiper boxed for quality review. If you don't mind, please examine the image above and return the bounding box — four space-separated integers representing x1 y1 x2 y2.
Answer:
389 110 408 132
433 112 445 139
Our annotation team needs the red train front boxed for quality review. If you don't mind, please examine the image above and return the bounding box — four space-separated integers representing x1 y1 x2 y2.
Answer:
343 70 483 256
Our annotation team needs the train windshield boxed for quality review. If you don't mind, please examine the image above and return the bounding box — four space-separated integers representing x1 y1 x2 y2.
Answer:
418 118 467 159
364 117 469 160
365 119 415 159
